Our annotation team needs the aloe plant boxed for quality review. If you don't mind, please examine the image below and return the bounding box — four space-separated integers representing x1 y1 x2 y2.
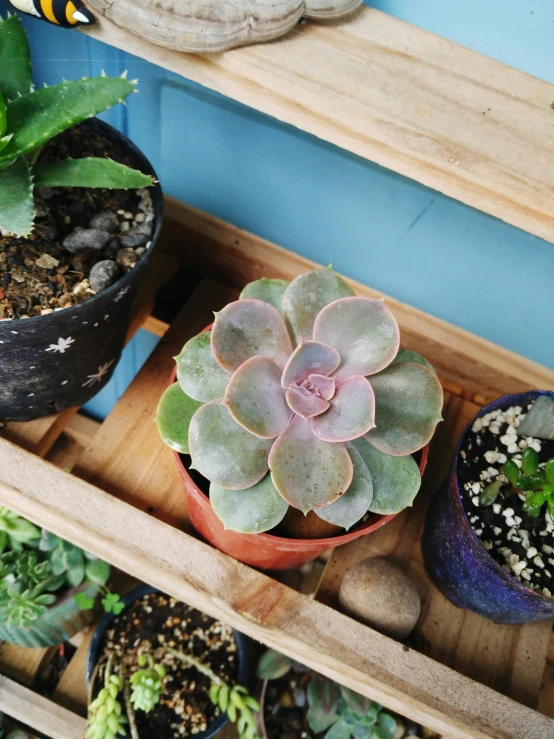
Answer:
0 14 153 238
157 268 443 533
0 507 121 629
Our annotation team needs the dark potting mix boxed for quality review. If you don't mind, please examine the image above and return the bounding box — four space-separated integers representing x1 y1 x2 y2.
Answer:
0 123 154 320
458 402 554 599
95 591 238 737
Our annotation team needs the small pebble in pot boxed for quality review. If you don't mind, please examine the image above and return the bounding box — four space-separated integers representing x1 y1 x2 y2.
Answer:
339 557 421 639
35 254 59 269
89 210 118 233
63 228 111 254
89 260 119 293
119 223 153 249
116 248 139 271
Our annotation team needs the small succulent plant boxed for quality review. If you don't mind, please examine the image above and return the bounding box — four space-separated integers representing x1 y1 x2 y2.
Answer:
481 448 554 518
0 508 120 628
257 649 397 739
89 647 259 739
157 268 443 533
0 15 153 238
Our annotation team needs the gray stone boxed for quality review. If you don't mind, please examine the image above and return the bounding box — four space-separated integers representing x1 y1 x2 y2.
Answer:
89 260 119 293
89 211 118 233
63 229 111 254
338 557 421 640
118 223 153 249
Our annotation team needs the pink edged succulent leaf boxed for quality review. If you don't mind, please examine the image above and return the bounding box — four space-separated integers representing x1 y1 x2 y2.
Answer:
211 298 292 373
188 399 272 490
312 375 375 443
313 297 400 380
240 278 289 315
155 383 202 454
365 362 443 456
351 437 421 514
282 267 355 344
308 374 336 401
224 356 292 439
281 340 340 389
175 331 229 402
268 415 353 513
210 474 288 533
315 442 373 530
286 385 330 419
392 348 436 374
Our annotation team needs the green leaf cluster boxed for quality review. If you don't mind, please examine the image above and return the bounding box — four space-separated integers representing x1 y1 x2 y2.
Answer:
0 14 153 238
209 682 260 739
86 665 127 739
130 654 166 712
480 448 554 519
0 506 115 629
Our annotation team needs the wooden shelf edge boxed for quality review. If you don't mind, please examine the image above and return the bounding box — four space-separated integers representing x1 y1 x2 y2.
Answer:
0 439 552 739
84 9 554 243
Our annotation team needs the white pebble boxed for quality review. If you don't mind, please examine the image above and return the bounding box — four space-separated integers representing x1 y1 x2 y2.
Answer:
493 526 502 536
505 516 516 527
521 570 532 580
472 496 480 506
500 434 512 446
507 443 519 454
526 547 538 558
503 508 515 518
543 588 552 598
542 544 554 555
471 482 481 495
534 556 545 568
493 504 501 514
483 540 493 550
527 438 542 453
512 561 527 575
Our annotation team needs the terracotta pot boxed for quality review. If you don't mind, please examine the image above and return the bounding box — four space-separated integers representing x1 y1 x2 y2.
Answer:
171 368 428 570
422 391 554 624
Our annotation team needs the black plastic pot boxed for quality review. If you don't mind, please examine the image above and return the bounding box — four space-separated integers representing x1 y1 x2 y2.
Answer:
86 584 252 739
0 119 163 422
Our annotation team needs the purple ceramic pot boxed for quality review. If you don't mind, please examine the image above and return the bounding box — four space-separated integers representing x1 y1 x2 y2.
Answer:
422 390 554 624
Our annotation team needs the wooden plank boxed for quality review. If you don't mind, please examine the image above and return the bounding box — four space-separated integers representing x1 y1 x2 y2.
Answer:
0 675 86 739
0 443 552 739
159 198 554 402
46 413 101 471
84 9 554 243
53 628 93 716
538 634 554 719
315 392 553 710
0 643 55 688
71 280 238 527
0 251 177 461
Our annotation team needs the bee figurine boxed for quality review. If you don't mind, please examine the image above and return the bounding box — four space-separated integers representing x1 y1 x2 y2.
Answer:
7 0 95 27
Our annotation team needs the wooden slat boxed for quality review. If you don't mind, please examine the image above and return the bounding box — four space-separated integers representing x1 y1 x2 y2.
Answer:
53 628 93 716
159 198 554 402
46 413 101 471
0 442 552 739
538 634 554 719
0 675 86 739
85 9 554 243
316 391 552 710
0 643 55 688
71 279 238 527
0 251 177 460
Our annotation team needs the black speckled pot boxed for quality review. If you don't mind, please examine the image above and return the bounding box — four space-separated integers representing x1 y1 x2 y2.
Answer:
422 390 554 624
86 585 251 739
0 119 163 422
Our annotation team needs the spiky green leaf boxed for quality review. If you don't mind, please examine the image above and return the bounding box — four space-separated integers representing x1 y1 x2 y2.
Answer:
0 77 136 169
0 15 32 102
0 157 34 237
33 157 153 189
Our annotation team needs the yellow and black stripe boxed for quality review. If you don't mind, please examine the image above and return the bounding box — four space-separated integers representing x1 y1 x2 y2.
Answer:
28 0 94 26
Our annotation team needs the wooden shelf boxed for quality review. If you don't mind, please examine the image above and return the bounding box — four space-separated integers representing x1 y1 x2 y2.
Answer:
84 8 554 243
0 201 554 739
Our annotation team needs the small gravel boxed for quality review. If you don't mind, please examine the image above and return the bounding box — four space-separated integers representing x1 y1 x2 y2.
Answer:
89 260 119 292
63 228 111 253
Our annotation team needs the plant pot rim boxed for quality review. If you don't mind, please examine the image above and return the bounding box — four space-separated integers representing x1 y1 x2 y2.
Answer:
170 364 428 548
86 584 251 739
1 117 163 331
452 389 554 609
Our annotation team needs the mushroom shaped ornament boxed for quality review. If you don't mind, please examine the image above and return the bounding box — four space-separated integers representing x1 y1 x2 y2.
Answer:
157 268 444 536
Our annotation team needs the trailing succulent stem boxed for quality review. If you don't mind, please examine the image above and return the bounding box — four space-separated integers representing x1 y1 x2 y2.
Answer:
0 508 118 629
481 447 554 519
89 648 259 739
0 15 153 237
157 267 443 533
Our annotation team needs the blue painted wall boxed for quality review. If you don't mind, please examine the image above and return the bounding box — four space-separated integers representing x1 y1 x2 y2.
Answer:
3 1 553 419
